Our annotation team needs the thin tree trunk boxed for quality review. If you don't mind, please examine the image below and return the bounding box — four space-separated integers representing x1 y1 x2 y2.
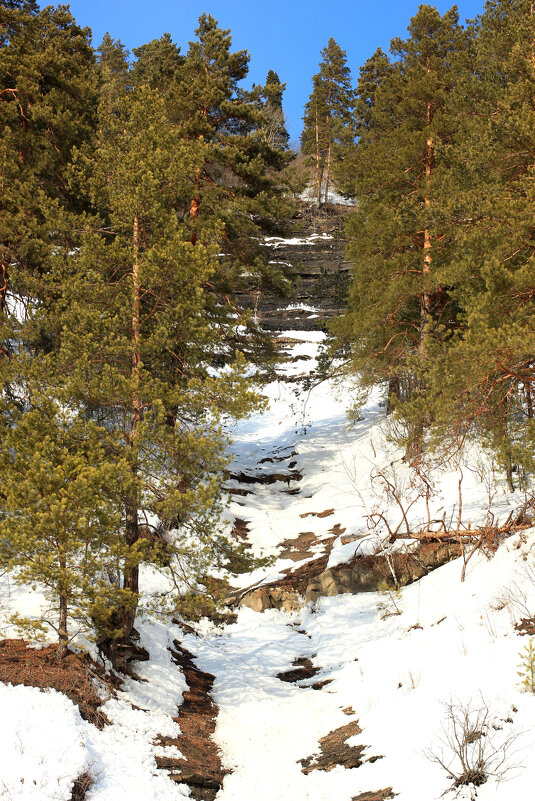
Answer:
123 213 142 638
386 376 400 414
57 546 68 659
315 108 322 207
525 381 534 419
0 254 7 313
189 130 205 245
420 98 433 352
57 594 68 658
324 139 332 206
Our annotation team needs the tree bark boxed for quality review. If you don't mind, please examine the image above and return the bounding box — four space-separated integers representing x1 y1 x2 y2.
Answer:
57 596 68 658
324 139 332 206
0 254 7 313
57 548 68 659
123 213 142 638
315 108 322 207
420 99 434 351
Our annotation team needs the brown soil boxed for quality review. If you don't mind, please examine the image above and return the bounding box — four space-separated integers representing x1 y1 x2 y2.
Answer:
70 772 92 800
0 639 118 728
278 531 319 561
352 791 396 800
156 641 227 801
300 508 334 519
300 720 381 774
231 517 251 545
276 657 320 684
516 617 535 636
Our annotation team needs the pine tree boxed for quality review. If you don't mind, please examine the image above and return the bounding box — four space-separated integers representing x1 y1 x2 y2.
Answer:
262 69 290 150
335 7 469 453
44 86 262 652
301 38 355 205
130 32 183 93
0 397 129 657
97 32 130 115
422 0 535 482
0 3 97 313
167 14 294 359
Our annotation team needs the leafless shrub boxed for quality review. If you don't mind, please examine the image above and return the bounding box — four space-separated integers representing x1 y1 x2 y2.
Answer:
427 698 521 796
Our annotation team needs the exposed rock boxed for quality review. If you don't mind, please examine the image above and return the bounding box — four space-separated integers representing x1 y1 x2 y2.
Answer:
228 469 302 486
236 203 351 332
306 541 463 600
239 587 302 613
234 541 463 612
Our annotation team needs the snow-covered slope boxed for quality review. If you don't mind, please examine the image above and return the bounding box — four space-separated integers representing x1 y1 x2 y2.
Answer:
1 330 535 801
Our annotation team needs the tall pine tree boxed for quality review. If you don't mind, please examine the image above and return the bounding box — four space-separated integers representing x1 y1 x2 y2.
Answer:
301 38 355 205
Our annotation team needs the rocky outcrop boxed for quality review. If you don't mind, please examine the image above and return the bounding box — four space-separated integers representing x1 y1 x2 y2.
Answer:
236 203 352 332
233 540 462 613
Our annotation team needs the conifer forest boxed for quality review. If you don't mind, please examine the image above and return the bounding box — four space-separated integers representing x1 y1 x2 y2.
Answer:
1 2 535 800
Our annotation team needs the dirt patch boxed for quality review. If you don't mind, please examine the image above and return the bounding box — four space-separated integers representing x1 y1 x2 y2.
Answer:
300 509 334 519
516 617 535 636
231 517 251 545
329 522 346 536
279 531 318 561
157 641 227 801
0 639 117 728
276 657 320 684
352 791 396 800
299 720 379 773
70 772 92 800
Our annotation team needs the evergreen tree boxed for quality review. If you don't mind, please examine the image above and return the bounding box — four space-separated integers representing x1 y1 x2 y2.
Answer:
0 3 97 313
262 69 290 150
301 38 355 205
44 86 262 650
335 6 469 453
423 0 535 483
0 397 129 657
97 32 130 115
130 32 183 93
167 14 294 360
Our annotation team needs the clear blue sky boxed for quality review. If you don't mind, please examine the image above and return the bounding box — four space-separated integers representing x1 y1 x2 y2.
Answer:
64 0 485 143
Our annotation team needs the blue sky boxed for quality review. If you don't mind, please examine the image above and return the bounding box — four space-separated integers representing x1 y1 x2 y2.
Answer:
65 0 486 143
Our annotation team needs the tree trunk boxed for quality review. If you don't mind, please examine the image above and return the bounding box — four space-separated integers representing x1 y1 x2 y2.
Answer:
57 585 68 659
420 97 433 352
189 128 206 244
0 254 7 313
386 376 400 414
123 214 142 639
324 139 332 206
315 108 322 207
525 381 534 419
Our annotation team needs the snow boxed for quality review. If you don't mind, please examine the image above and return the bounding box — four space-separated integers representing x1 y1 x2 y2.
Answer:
2 326 535 801
0 617 189 801
264 233 334 248
0 683 88 800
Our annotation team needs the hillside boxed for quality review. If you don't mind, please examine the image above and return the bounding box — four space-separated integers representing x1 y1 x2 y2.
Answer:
1 219 534 801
